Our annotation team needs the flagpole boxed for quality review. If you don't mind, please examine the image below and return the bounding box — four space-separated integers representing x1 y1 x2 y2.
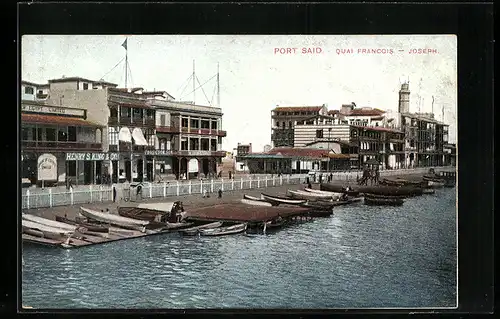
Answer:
125 37 128 89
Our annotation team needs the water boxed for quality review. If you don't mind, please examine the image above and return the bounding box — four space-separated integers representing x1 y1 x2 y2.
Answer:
22 188 457 309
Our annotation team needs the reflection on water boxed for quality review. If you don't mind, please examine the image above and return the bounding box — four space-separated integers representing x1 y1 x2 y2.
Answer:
23 188 457 309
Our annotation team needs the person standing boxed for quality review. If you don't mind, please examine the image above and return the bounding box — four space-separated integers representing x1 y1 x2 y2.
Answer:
112 184 117 203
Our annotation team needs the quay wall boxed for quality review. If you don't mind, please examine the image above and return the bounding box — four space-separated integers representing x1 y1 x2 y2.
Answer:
20 167 455 210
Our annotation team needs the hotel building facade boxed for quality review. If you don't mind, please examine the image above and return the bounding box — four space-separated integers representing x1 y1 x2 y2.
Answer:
21 76 226 187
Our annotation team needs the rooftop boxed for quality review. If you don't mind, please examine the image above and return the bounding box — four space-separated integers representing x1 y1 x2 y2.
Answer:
347 108 386 116
48 76 118 87
350 125 403 133
273 106 324 113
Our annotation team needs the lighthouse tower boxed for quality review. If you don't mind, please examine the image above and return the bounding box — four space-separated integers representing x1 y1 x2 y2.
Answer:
398 82 410 113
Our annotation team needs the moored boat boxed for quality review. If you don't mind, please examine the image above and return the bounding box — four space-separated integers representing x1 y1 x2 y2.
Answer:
179 221 223 236
240 198 273 206
22 214 78 232
321 183 422 196
287 189 335 201
260 193 307 206
22 220 75 240
243 194 266 201
303 188 343 197
199 223 247 236
55 216 109 233
363 193 404 206
118 201 185 223
427 180 445 188
79 207 149 232
422 188 436 194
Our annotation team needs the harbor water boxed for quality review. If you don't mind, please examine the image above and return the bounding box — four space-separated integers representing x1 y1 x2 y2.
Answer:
22 188 457 309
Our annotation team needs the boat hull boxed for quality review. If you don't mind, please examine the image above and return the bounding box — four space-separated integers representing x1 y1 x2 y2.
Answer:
199 223 247 236
179 221 223 235
287 190 336 201
79 207 149 232
55 216 109 233
321 183 422 196
261 193 307 206
240 198 273 206
364 194 404 206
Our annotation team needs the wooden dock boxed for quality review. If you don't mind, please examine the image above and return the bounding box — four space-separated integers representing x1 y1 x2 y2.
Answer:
22 228 171 249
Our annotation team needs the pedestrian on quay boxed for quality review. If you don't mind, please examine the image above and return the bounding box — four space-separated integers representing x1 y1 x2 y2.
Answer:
112 184 117 203
329 172 333 182
218 188 223 198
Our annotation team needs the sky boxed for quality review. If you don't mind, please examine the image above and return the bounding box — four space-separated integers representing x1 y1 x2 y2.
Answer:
22 35 457 151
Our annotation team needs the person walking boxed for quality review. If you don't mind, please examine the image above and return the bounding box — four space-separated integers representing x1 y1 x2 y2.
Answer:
112 184 117 203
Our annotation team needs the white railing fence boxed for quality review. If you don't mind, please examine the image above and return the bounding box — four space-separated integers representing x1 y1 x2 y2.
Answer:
21 166 455 210
22 175 307 210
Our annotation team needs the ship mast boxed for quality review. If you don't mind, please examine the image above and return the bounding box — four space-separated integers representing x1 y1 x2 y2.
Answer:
217 62 220 108
193 60 196 104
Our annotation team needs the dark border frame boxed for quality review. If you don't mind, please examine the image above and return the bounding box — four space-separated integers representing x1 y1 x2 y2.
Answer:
8 1 494 316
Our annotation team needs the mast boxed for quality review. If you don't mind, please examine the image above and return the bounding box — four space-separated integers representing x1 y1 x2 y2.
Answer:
217 62 220 108
431 96 434 115
124 37 128 89
193 60 196 104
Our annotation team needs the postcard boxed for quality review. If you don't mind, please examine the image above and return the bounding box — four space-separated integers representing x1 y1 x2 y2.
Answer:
21 34 457 309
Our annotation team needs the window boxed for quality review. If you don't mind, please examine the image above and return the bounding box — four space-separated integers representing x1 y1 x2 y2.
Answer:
201 120 210 129
146 109 154 117
68 126 77 142
211 139 217 151
316 129 323 138
201 139 210 150
24 86 34 94
289 121 292 128
38 90 43 94
108 127 118 145
133 108 142 118
57 127 67 142
191 119 200 129
182 118 189 128
211 121 218 130
181 140 188 150
160 114 166 126
46 128 56 141
22 127 29 140
83 83 89 90
110 108 118 118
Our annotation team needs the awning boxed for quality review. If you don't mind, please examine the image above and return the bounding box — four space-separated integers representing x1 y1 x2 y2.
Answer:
119 127 132 143
132 128 149 146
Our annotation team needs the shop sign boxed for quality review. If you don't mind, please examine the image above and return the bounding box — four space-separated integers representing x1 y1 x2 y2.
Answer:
22 104 85 117
37 153 57 181
66 152 119 161
145 150 172 156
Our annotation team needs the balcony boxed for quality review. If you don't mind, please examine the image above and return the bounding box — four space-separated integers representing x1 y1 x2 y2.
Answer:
156 126 180 133
22 140 102 151
216 130 227 137
108 117 156 127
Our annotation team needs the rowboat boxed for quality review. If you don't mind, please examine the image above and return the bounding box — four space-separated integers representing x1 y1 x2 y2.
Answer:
179 221 223 236
321 183 422 196
422 188 435 194
22 220 74 240
240 198 273 206
303 188 343 197
118 201 184 222
260 193 307 206
55 216 109 233
287 190 335 201
199 223 247 236
79 207 149 232
22 214 78 232
426 180 445 188
362 193 405 200
264 218 286 229
243 194 266 201
364 193 404 206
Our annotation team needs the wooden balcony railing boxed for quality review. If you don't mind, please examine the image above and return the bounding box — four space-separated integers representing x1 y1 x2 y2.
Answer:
22 140 102 151
173 150 226 157
108 117 156 127
156 126 180 133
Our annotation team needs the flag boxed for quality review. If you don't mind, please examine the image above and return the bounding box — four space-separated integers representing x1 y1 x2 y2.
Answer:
121 38 128 50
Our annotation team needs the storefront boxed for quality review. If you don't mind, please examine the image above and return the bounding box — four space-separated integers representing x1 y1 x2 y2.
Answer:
145 150 173 182
66 152 119 185
21 152 66 187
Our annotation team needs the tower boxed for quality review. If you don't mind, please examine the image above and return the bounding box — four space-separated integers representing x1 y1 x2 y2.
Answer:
398 82 410 114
